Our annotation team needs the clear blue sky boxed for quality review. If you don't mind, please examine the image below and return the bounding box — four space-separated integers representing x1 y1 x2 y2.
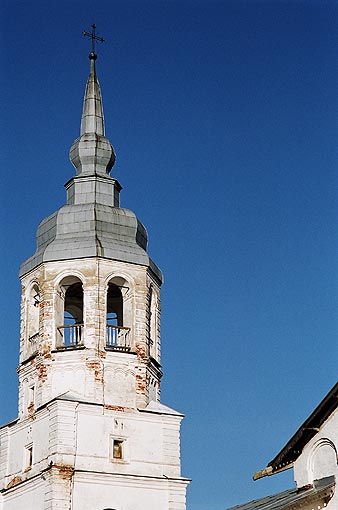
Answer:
1 1 338 509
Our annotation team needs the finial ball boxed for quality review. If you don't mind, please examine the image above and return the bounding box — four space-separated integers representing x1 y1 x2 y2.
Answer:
89 52 97 60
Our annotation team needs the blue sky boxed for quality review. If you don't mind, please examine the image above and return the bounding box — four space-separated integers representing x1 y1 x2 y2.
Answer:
1 1 338 509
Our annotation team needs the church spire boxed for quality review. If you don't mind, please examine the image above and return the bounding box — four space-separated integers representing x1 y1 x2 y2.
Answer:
80 53 105 136
69 44 116 176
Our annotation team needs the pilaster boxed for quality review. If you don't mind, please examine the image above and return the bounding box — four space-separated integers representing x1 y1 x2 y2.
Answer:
44 466 74 510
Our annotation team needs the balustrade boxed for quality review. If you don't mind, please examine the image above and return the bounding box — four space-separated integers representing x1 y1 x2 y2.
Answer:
56 324 131 350
58 324 83 346
106 325 130 351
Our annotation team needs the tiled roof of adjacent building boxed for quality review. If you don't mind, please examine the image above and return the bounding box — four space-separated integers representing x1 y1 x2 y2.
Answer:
226 476 335 510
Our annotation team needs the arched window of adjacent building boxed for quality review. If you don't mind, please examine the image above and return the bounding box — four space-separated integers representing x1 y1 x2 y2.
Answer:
56 276 84 347
106 277 130 351
310 438 338 482
27 283 40 341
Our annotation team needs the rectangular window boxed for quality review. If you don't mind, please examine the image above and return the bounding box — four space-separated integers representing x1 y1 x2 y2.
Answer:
26 385 35 415
113 439 123 459
28 385 35 406
24 444 33 470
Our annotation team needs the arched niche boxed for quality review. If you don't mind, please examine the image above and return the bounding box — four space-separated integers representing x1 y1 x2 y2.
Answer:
55 275 84 347
309 438 338 481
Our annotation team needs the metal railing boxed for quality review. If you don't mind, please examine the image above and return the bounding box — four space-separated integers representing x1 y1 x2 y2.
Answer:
57 324 83 346
56 324 130 351
106 325 131 351
27 332 39 355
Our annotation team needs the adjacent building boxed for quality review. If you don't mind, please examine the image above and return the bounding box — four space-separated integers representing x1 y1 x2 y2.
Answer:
228 382 338 510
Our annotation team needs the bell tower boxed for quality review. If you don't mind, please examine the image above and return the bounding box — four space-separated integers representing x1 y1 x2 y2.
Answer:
0 41 189 510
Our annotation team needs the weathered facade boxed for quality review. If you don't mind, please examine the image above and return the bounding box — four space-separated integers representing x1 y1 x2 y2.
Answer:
0 50 189 510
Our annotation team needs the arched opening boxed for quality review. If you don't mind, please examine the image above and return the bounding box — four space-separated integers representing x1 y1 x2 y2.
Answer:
311 439 338 481
64 281 83 325
27 283 40 341
107 283 123 327
57 276 84 347
148 287 157 359
106 278 130 351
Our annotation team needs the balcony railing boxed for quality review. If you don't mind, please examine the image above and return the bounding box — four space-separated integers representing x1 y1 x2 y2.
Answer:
56 324 130 351
26 332 39 356
28 332 39 347
57 324 83 347
106 325 131 352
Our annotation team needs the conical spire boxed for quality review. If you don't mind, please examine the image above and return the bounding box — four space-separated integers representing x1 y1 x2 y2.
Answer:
69 52 116 176
80 53 104 136
20 45 162 284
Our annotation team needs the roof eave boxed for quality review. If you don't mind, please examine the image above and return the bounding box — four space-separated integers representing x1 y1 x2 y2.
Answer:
253 381 338 481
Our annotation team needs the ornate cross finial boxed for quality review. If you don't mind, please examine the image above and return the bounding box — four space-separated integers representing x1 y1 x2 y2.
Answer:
83 24 105 55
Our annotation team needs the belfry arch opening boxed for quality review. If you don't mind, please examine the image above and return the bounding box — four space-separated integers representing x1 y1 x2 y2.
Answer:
64 281 83 325
26 283 41 358
148 287 158 359
27 283 40 340
107 283 123 327
106 278 131 351
56 276 84 347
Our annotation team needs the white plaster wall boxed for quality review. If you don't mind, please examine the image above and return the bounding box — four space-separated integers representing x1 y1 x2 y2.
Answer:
294 408 338 508
0 399 188 509
3 409 50 489
0 426 10 489
2 476 46 510
72 473 188 510
294 408 338 486
74 404 183 478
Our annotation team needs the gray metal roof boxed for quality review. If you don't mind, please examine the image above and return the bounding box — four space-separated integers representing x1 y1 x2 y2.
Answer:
19 201 162 282
20 53 162 283
226 476 335 510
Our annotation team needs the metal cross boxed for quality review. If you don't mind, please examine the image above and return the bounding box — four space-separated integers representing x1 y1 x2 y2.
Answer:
83 24 105 54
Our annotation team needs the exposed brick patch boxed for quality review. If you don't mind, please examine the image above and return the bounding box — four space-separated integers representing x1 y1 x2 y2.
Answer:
7 476 22 489
135 343 147 359
86 360 103 382
41 343 54 359
104 405 125 412
43 352 54 360
36 363 48 382
298 484 313 492
53 465 74 481
40 300 52 309
27 402 35 418
136 374 147 394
